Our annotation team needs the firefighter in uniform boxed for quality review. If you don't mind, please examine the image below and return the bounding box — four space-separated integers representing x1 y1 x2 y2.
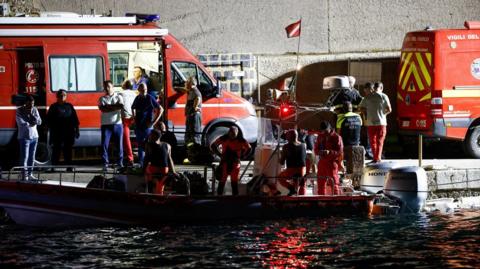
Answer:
315 121 343 195
336 101 362 146
183 76 202 163
332 76 363 112
211 126 251 195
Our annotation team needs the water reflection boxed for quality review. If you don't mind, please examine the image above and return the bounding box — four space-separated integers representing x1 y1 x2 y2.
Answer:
0 211 479 268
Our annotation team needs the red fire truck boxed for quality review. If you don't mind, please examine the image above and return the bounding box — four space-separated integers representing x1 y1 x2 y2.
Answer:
0 14 257 164
396 21 480 158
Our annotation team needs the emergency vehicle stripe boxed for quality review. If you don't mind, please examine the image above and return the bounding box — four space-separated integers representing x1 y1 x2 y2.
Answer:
72 106 100 110
418 92 431 103
415 53 431 86
0 104 248 110
174 104 248 108
411 64 425 91
425 53 432 65
402 61 423 91
0 106 100 110
397 92 404 101
398 52 412 85
442 90 480 98
399 52 431 92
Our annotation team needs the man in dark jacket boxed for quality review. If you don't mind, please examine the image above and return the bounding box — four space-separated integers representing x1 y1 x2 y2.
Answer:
47 89 79 168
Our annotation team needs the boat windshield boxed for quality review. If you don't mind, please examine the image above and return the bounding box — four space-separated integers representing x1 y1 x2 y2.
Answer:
256 117 282 147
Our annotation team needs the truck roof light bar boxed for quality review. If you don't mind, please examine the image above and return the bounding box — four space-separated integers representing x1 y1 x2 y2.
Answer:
125 13 160 23
0 16 137 25
0 28 168 37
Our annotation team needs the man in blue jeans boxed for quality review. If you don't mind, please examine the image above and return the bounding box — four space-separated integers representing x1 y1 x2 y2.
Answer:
132 82 163 167
16 94 42 180
98 80 124 170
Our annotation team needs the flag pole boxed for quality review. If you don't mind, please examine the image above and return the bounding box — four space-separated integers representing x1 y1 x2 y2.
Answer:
292 17 302 102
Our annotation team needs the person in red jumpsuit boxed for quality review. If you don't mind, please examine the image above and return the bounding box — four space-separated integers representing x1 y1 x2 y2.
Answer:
211 126 251 195
278 129 307 195
315 121 344 195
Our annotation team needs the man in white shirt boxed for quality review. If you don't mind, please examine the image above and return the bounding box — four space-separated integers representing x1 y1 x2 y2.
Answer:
98 80 124 169
359 82 392 163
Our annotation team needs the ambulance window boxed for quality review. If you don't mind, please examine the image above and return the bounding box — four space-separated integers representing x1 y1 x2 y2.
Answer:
50 56 104 92
197 67 215 98
171 62 195 91
108 53 129 87
171 68 184 89
174 62 196 80
170 61 214 97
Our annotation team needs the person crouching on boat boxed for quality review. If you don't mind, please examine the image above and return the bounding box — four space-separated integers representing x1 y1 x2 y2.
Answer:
211 126 251 195
315 121 343 195
278 129 307 195
144 129 176 194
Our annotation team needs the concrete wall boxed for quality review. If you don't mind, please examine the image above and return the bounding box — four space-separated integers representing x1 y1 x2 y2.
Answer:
427 168 480 199
4 0 38 15
33 0 480 54
22 1 480 100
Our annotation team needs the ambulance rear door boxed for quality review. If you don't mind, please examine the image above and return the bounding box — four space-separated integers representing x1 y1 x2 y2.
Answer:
396 31 435 135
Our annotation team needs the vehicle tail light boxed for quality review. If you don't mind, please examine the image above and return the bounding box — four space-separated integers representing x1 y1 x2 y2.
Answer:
431 97 442 105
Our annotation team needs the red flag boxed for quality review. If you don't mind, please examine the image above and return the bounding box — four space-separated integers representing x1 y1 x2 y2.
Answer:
285 19 301 38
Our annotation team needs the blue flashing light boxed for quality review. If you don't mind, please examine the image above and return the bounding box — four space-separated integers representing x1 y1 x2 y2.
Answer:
125 13 160 23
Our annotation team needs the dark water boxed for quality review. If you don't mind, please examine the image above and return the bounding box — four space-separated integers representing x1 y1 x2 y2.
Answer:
0 211 479 268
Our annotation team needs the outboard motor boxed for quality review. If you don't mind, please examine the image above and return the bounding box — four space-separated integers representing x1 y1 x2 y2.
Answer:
360 162 400 194
384 166 428 213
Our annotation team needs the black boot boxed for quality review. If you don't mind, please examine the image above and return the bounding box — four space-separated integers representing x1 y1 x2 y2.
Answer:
231 182 239 196
217 182 225 195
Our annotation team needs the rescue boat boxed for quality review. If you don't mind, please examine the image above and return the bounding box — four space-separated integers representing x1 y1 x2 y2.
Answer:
0 174 375 227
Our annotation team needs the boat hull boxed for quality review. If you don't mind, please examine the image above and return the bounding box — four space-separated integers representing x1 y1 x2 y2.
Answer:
0 181 375 227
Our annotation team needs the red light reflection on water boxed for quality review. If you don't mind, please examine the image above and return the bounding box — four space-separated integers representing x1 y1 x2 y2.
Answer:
256 226 335 269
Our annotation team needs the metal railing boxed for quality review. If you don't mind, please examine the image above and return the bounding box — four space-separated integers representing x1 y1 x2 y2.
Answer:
6 165 123 186
5 165 361 197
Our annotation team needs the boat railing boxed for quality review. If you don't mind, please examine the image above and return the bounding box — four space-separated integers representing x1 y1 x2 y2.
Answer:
5 165 348 196
9 165 75 184
6 165 129 186
5 164 219 195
